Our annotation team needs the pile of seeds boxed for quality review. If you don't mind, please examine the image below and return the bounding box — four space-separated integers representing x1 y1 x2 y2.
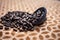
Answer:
0 7 47 32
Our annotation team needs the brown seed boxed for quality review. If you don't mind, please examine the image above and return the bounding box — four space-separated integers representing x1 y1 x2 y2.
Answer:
11 31 15 36
53 20 57 24
0 31 3 37
0 39 2 40
58 38 60 40
33 37 37 40
3 36 11 39
50 16 53 19
39 35 43 40
26 36 30 40
19 39 24 40
48 39 54 40
5 32 9 34
16 34 25 37
47 27 51 31
58 25 60 29
1 13 4 15
12 38 17 40
29 33 37 36
53 30 60 32
45 35 50 38
51 33 56 38
41 28 46 30
35 27 40 32
57 33 60 37
53 27 56 29
41 31 49 34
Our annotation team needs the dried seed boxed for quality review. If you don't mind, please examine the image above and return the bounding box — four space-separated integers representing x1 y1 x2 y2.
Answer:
1 7 47 32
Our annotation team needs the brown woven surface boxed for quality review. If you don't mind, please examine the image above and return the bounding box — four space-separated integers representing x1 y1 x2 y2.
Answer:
0 0 60 40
